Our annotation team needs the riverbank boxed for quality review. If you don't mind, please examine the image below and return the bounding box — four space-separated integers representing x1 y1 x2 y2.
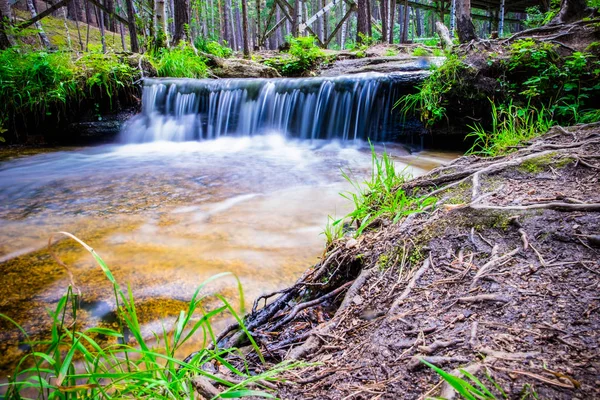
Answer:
209 123 600 399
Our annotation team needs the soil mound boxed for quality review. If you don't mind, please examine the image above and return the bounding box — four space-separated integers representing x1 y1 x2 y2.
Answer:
208 124 600 399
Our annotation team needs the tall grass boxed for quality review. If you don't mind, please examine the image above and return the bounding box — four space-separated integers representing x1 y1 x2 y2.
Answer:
1 232 299 399
0 49 137 132
466 100 554 156
340 143 436 237
152 45 209 79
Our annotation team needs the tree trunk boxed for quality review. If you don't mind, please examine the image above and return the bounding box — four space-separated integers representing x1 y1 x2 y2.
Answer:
293 0 302 36
155 0 168 48
222 0 232 46
380 0 387 42
356 0 371 43
240 0 249 56
96 3 106 52
26 0 52 48
0 0 16 49
551 0 591 24
388 0 394 43
234 3 241 49
401 2 408 43
173 0 190 44
124 0 139 51
415 7 422 37
436 21 452 49
456 0 476 42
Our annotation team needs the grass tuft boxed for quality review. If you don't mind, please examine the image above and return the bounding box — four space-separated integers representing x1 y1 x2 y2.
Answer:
340 142 436 237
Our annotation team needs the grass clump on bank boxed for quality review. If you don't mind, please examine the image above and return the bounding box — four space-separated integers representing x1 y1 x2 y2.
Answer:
395 54 474 128
0 49 138 137
152 44 209 78
1 232 299 398
324 143 436 244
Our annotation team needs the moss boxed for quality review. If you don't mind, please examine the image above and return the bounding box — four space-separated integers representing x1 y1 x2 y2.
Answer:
518 153 574 174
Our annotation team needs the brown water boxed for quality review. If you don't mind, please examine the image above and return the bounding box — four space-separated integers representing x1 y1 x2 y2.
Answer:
0 135 458 376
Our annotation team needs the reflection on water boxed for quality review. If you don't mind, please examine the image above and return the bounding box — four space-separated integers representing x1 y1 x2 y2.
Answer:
0 134 457 376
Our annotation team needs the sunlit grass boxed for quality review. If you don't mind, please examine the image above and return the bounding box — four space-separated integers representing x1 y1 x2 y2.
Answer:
1 232 301 399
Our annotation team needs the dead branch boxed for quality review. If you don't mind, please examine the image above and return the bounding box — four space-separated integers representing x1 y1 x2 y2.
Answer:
270 280 354 331
387 256 431 316
479 347 539 361
418 339 463 354
471 247 520 287
458 294 511 303
469 202 600 212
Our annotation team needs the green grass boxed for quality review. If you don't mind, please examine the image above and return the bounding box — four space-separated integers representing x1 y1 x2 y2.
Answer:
395 54 470 127
264 35 326 76
152 44 209 78
466 100 554 156
421 359 507 400
0 48 137 135
339 142 436 237
412 47 429 57
1 232 302 399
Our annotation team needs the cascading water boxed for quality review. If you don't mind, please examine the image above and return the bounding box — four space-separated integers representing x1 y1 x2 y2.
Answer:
121 71 429 143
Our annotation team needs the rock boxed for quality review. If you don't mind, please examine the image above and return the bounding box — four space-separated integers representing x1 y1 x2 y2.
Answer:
320 56 444 77
211 58 281 78
346 238 358 248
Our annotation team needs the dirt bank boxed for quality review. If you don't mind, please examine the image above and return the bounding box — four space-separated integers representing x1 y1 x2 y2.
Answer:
202 124 600 399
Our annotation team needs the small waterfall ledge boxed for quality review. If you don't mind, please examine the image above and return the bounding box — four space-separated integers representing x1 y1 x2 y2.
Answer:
121 71 430 143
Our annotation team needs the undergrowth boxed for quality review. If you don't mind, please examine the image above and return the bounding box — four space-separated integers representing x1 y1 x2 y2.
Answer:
397 38 600 157
264 36 326 76
0 49 137 136
0 232 301 398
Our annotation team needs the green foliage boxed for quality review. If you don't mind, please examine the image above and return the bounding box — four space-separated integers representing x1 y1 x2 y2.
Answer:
422 359 506 400
0 49 136 133
524 6 557 28
1 232 302 398
505 41 600 125
385 48 399 56
353 33 375 58
264 35 325 76
152 45 209 78
340 142 436 237
467 100 554 156
195 37 233 58
412 47 429 57
395 54 471 127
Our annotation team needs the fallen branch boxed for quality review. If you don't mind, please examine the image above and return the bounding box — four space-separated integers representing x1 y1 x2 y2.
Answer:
387 256 431 316
458 294 511 303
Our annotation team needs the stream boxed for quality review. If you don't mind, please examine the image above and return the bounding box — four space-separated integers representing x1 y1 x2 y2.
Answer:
0 72 458 377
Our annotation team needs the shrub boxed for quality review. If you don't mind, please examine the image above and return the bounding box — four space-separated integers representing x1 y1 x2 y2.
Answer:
194 37 233 58
264 35 325 76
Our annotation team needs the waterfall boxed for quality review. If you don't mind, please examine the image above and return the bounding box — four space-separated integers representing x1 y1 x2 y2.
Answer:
121 72 429 143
